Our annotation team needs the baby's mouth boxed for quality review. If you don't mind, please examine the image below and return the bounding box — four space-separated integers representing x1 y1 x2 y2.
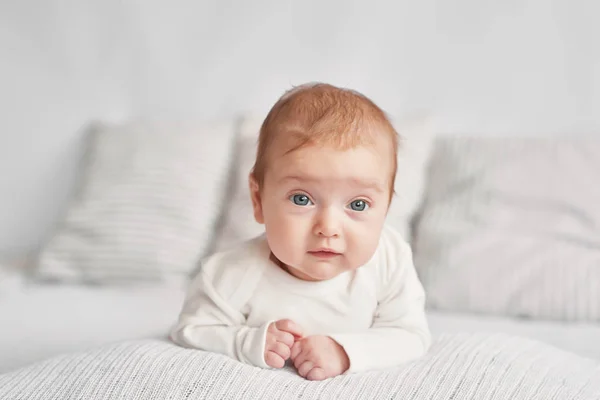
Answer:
308 249 341 259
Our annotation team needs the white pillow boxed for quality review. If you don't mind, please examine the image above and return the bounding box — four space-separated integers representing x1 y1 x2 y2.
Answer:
2 335 599 400
211 117 264 252
386 115 436 239
36 119 236 283
413 136 600 321
212 114 435 252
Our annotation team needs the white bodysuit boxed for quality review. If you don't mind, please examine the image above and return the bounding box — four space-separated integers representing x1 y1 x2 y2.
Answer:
170 225 431 373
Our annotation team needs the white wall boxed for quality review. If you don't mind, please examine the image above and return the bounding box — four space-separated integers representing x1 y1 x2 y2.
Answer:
0 0 598 255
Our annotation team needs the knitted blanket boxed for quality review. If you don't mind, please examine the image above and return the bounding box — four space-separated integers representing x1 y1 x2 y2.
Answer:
1 333 599 400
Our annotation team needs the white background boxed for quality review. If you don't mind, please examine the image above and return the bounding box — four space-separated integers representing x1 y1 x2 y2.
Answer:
0 0 598 255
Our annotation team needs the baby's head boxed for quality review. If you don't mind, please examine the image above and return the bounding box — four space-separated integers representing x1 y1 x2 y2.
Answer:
249 83 399 281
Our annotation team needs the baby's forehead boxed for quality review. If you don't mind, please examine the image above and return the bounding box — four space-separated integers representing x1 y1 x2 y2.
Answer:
270 140 393 179
269 120 393 155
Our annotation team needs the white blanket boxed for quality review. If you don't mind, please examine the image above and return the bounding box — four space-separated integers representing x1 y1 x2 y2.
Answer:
1 333 599 400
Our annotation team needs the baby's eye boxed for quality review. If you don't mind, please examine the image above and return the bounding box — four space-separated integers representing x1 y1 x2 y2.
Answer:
349 199 369 211
290 194 313 206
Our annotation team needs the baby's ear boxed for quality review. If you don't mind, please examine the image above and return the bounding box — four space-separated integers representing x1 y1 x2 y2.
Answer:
248 172 265 224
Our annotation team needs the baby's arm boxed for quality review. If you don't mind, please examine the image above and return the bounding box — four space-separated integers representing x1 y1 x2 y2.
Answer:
170 268 271 367
171 254 303 369
328 240 431 374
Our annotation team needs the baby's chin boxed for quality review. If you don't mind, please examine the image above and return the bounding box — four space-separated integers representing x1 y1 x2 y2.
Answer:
287 262 349 282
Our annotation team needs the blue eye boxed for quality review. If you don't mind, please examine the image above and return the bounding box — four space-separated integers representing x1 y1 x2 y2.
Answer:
349 199 368 211
290 194 312 206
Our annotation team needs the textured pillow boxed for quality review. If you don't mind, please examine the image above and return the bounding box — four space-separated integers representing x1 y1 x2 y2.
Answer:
212 114 434 252
386 115 435 239
211 117 264 252
36 120 236 283
1 335 599 400
413 136 600 321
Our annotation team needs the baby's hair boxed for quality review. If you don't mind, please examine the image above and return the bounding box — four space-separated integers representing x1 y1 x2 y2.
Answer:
252 82 399 196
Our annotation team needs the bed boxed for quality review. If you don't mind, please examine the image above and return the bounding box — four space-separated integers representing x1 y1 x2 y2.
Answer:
2 269 599 375
2 2 599 397
1 116 599 399
2 278 600 399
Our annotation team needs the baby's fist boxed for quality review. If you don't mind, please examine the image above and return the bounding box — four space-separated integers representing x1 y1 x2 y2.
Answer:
291 335 350 380
264 319 303 368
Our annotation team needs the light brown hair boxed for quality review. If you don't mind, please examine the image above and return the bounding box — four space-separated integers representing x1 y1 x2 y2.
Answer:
252 83 399 196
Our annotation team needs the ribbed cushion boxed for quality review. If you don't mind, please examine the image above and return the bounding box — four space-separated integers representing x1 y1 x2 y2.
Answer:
1 335 599 399
413 136 600 321
36 120 236 283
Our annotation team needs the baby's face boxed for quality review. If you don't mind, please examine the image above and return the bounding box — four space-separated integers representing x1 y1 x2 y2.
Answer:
251 134 393 281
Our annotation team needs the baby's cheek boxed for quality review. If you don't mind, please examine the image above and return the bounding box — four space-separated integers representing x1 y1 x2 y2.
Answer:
266 224 301 264
351 231 380 266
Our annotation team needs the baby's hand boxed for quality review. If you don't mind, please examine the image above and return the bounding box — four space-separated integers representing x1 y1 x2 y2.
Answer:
291 335 350 381
264 319 303 368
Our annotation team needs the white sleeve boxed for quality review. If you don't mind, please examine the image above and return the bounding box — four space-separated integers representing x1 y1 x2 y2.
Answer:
329 237 431 374
170 254 271 368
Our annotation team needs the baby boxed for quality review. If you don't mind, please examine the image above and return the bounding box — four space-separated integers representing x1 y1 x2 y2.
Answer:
170 83 431 381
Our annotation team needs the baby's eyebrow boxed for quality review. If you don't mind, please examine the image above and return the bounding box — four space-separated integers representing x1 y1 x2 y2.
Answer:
279 175 386 193
349 178 386 193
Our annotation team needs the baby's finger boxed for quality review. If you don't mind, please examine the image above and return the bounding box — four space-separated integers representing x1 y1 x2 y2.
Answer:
297 360 314 378
265 351 285 369
306 367 327 381
276 331 295 347
273 341 291 360
290 341 302 361
293 347 311 369
275 319 303 338
265 331 277 346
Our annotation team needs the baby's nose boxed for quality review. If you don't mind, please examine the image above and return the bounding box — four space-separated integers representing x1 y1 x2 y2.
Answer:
313 209 341 237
